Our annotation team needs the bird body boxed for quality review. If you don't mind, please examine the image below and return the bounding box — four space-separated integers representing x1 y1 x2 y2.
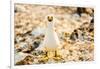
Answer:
43 22 60 50
36 16 60 52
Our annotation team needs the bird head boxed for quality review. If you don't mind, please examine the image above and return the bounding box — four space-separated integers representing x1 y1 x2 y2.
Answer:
47 16 53 22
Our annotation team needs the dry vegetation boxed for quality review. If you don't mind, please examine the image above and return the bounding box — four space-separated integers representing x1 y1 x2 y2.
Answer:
14 4 94 65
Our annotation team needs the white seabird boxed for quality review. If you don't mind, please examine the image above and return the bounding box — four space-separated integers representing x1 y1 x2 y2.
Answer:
36 15 60 57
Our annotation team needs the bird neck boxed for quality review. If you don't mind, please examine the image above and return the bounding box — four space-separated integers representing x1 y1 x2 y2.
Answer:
47 22 54 30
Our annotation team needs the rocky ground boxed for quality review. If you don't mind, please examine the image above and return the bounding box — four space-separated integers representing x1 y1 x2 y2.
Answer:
14 3 94 65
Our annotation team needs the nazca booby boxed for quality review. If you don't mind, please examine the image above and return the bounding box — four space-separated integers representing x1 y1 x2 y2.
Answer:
36 15 60 57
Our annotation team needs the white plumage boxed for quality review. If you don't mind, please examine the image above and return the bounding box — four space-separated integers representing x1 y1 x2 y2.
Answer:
36 15 60 52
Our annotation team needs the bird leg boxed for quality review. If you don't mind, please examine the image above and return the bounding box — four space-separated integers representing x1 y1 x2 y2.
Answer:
45 51 48 57
48 51 54 58
54 50 57 57
53 49 62 61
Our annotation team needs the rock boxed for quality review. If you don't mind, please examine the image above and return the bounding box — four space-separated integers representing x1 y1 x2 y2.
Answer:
70 29 78 41
15 52 34 65
77 7 86 16
15 42 33 53
33 40 40 49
